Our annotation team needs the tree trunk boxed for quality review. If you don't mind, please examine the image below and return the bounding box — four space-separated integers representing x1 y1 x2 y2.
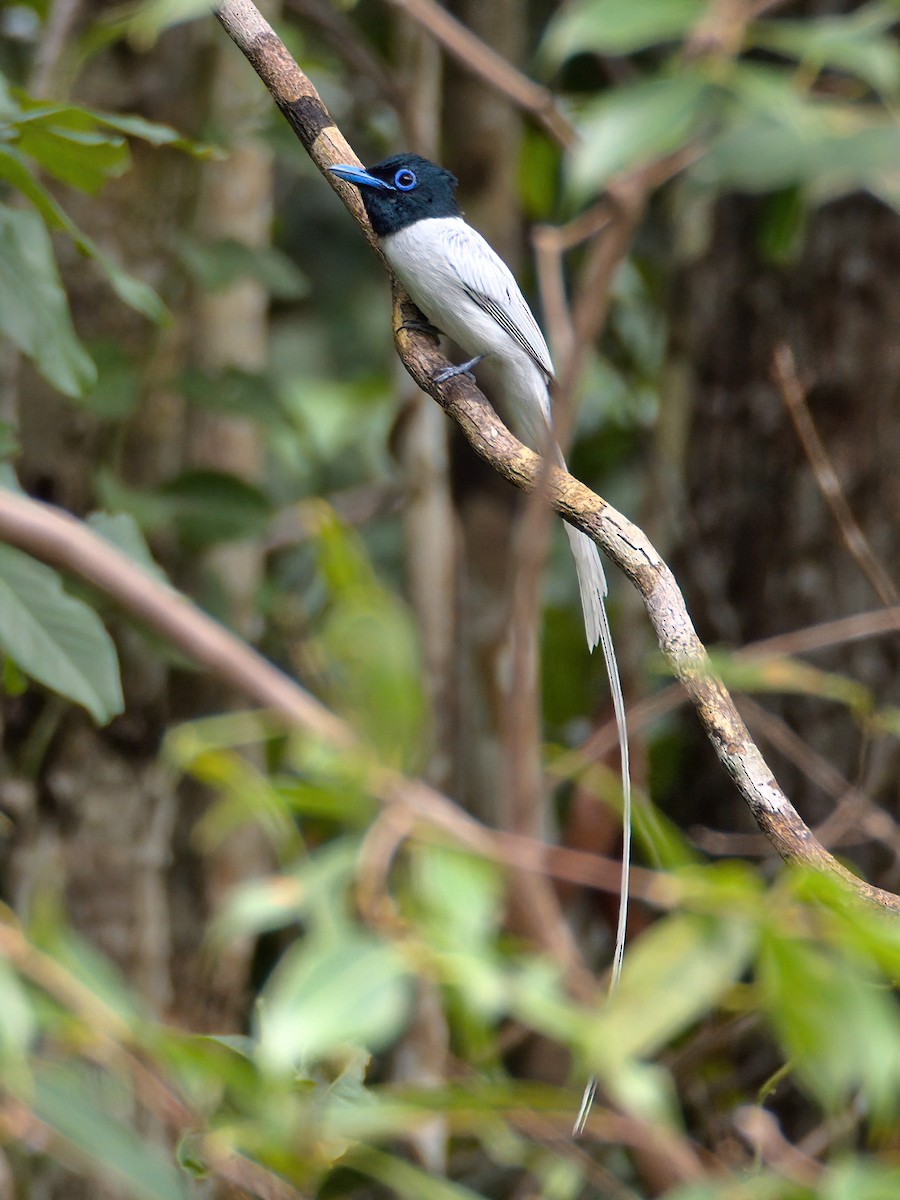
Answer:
665 192 900 885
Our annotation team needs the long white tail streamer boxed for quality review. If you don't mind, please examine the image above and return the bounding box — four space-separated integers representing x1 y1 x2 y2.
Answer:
572 591 632 1139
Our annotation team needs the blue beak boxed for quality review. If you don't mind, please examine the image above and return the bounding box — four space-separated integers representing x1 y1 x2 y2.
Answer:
328 164 394 191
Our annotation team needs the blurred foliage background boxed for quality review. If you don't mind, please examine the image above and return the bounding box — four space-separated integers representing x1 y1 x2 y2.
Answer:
0 0 899 1197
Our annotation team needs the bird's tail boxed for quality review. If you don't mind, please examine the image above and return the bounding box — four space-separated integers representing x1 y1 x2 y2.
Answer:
565 524 632 1139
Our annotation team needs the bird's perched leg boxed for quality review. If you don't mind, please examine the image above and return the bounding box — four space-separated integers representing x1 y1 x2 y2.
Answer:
399 312 442 340
433 355 485 384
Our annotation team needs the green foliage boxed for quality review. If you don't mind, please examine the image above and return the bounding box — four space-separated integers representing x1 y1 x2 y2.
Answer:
542 0 706 61
0 2 898 1198
0 64 212 356
0 202 95 396
0 539 123 723
543 0 900 207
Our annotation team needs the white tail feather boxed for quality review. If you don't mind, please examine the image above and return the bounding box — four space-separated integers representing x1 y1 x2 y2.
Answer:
565 525 632 1139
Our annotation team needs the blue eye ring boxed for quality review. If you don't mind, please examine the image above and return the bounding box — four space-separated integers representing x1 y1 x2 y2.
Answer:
393 168 417 191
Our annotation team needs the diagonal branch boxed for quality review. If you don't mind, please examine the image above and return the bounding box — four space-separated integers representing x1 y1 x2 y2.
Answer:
0 487 668 911
213 0 900 915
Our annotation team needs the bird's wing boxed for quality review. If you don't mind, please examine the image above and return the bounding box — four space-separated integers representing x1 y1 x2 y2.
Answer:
437 221 554 382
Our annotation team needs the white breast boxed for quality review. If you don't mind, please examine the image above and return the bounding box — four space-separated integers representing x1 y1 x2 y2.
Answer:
382 216 556 440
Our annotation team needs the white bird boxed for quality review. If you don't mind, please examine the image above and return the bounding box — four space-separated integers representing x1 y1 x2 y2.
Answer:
329 154 632 1134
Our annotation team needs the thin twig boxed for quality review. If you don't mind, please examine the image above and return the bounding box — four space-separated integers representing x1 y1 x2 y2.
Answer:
381 0 577 148
284 0 408 116
574 605 900 769
773 342 899 607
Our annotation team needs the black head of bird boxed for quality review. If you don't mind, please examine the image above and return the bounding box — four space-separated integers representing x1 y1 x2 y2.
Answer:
328 154 460 238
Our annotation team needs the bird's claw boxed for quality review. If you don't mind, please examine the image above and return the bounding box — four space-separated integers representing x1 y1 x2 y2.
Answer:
433 355 484 385
399 315 442 339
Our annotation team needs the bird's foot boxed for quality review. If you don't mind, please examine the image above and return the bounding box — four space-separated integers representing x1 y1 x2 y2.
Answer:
433 355 484 384
399 315 442 339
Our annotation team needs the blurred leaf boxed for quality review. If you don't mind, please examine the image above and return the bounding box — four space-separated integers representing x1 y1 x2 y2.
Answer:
15 113 130 192
351 1146 489 1200
119 0 216 47
86 511 168 581
33 1062 190 1200
161 470 273 548
178 237 308 299
664 1176 806 1200
702 65 900 201
707 649 871 713
190 750 302 856
821 1161 900 1200
97 252 168 322
758 932 900 1119
278 376 394 481
0 955 36 1072
568 76 710 196
0 202 95 396
87 108 217 157
0 542 123 724
0 149 166 324
155 1030 261 1112
320 591 424 767
0 419 19 461
29 900 144 1024
214 838 360 944
314 513 425 767
258 933 413 1071
3 655 28 697
75 340 140 418
95 469 178 533
589 909 758 1066
179 365 286 427
751 10 900 96
542 0 704 63
99 470 273 547
411 844 504 949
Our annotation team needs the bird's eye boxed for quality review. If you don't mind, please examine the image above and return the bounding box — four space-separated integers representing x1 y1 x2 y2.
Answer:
393 168 417 191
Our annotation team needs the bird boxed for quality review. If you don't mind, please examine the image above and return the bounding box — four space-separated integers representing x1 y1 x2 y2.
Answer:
328 154 631 1133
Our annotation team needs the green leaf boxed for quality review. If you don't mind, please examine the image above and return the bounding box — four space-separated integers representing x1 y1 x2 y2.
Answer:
0 202 95 396
0 420 20 462
258 933 412 1071
758 932 900 1119
88 109 217 157
568 76 710 196
121 0 220 47
17 119 130 193
97 252 168 323
350 1146 490 1200
702 65 900 201
751 10 900 97
587 910 758 1067
0 149 166 324
0 956 36 1070
86 510 168 581
822 1161 900 1200
96 469 272 547
33 1063 190 1200
0 542 123 724
412 843 504 950
179 366 286 427
313 515 425 767
542 0 705 64
160 470 273 548
178 237 308 299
